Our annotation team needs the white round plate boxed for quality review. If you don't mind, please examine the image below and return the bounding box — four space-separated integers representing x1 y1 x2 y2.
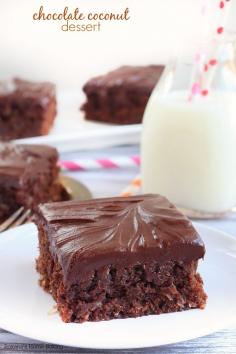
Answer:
0 223 235 349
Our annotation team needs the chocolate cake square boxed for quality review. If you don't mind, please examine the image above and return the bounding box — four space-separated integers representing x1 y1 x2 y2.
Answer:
0 78 56 141
0 143 69 222
81 65 164 124
36 194 207 323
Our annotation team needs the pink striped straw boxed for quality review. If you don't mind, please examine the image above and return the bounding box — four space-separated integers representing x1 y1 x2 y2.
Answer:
59 155 141 172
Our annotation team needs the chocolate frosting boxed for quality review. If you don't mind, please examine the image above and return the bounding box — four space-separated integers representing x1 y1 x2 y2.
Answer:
83 65 164 94
0 143 58 185
0 78 55 107
37 195 205 287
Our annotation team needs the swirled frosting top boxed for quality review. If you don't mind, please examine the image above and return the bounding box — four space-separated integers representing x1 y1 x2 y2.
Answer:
36 194 205 286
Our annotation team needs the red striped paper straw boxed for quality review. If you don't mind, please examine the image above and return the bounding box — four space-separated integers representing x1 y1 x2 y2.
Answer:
59 155 141 172
188 0 232 101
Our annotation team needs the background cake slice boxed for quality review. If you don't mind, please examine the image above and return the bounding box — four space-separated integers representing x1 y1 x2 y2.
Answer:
0 78 56 140
36 194 207 323
81 65 164 125
0 143 69 222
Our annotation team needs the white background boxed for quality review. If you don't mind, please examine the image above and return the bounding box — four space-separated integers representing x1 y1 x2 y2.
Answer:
0 0 235 90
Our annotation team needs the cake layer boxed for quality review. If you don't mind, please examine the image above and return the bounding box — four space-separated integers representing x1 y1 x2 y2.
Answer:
36 195 205 287
37 231 206 323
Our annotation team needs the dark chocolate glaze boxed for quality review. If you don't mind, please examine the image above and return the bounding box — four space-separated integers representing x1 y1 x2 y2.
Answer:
83 65 164 94
0 143 58 184
36 195 205 287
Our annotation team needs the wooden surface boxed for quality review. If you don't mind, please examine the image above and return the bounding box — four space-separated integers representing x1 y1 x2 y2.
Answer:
1 145 235 354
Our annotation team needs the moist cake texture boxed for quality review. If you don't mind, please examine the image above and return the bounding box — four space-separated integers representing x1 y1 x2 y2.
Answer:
36 194 207 323
0 78 56 140
0 143 69 221
81 65 164 124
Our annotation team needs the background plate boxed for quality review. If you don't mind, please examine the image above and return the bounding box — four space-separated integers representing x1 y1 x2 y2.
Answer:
0 223 235 349
14 91 141 153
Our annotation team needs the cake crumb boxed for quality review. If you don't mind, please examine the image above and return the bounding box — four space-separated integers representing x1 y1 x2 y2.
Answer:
48 305 58 316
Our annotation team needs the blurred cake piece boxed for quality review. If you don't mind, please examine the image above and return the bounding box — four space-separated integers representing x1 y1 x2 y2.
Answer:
81 65 164 125
0 78 56 141
0 143 69 222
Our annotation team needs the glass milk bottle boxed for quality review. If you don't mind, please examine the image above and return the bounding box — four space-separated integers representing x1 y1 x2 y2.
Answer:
141 47 236 217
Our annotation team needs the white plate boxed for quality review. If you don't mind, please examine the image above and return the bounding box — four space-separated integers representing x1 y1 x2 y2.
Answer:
0 223 236 349
14 91 141 153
